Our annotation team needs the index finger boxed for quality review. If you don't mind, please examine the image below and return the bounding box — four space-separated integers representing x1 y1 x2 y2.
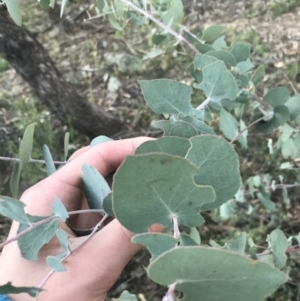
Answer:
21 137 153 214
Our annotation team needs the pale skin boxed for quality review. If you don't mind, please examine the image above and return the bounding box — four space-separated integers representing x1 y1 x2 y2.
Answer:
0 137 159 301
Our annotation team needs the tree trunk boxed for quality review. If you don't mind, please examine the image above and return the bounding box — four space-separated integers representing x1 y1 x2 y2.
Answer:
0 8 124 139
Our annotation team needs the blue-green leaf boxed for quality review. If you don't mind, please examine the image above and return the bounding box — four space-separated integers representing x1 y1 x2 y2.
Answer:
10 164 21 198
0 282 41 297
132 233 177 260
257 186 276 211
90 136 113 147
19 123 36 169
194 61 237 108
205 50 236 68
139 79 196 117
264 87 290 107
51 197 68 221
186 135 241 210
18 216 59 260
267 229 289 269
155 120 198 138
0 195 29 224
201 25 226 44
113 153 215 233
148 247 288 301
135 137 191 157
285 94 300 120
56 229 70 251
4 0 22 25
60 0 69 17
46 251 68 272
82 163 111 210
43 144 56 176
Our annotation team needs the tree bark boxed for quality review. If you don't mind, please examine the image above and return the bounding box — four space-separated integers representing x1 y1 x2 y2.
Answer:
0 8 124 139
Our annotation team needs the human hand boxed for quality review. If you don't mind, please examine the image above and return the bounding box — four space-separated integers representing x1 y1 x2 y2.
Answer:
0 137 155 301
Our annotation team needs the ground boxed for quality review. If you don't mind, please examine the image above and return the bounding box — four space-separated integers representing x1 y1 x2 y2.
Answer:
1 0 300 300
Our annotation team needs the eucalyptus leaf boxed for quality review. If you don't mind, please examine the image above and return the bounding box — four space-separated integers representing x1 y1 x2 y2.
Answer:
155 120 198 138
51 197 68 221
103 192 115 217
254 106 290 134
193 54 218 83
56 229 70 251
19 123 36 170
229 42 251 63
90 135 113 147
112 290 138 301
201 25 226 44
0 282 41 297
132 233 177 260
251 65 265 86
139 79 195 117
190 227 201 244
177 114 216 135
285 94 300 120
46 251 68 272
211 36 227 50
257 186 276 211
267 229 289 269
10 163 21 198
264 87 290 107
148 247 288 301
186 135 241 210
3 0 22 25
113 153 215 233
82 163 111 211
18 216 59 260
195 43 215 53
205 50 237 68
43 144 56 176
194 61 237 108
220 109 239 141
180 233 198 246
236 58 255 73
135 137 191 157
0 195 29 224
225 232 246 254
39 0 51 9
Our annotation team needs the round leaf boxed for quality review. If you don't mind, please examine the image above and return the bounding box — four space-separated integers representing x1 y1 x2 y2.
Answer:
186 136 241 210
148 247 288 301
113 154 215 233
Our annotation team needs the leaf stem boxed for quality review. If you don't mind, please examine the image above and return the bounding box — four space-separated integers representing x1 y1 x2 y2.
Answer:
68 209 105 215
117 0 200 54
172 217 180 239
162 283 176 301
230 115 266 144
0 156 66 166
183 27 204 45
196 98 210 110
0 216 58 249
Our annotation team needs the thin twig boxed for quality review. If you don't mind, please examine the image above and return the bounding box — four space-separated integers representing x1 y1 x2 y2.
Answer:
0 216 58 249
68 209 105 215
117 0 200 54
38 214 109 296
183 27 204 45
0 156 66 166
230 115 266 144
